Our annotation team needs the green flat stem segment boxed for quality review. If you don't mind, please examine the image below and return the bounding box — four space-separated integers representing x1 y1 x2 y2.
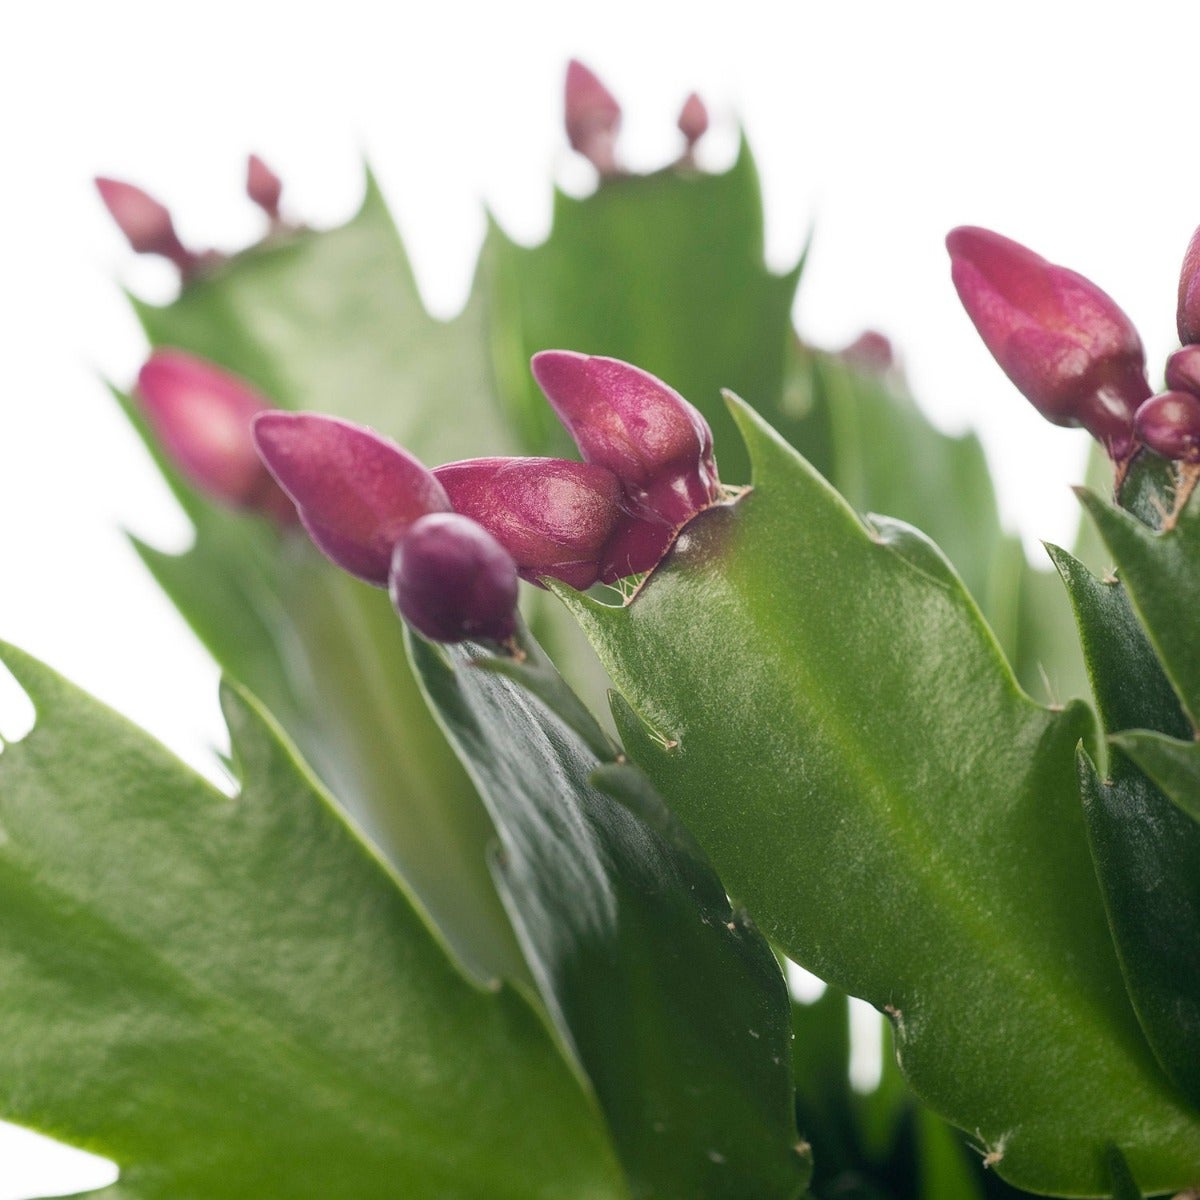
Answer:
1049 546 1200 1109
556 396 1200 1195
408 628 808 1200
0 643 625 1199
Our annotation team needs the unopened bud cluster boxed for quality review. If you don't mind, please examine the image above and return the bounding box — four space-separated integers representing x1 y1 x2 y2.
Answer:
947 223 1200 470
252 354 721 643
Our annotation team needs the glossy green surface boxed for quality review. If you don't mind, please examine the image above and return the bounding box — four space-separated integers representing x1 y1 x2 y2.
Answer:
408 628 807 1199
1050 546 1200 1109
558 398 1200 1194
1117 731 1200 826
1078 472 1200 727
0 643 625 1199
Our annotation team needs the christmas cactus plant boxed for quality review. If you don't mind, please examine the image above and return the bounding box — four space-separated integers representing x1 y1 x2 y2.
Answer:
3 62 1199 1199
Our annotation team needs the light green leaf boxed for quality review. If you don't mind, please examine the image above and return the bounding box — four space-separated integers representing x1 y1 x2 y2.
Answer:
0 642 626 1199
556 396 1200 1194
407 628 808 1199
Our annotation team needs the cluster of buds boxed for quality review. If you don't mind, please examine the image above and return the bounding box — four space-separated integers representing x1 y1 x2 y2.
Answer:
96 154 287 280
947 224 1200 475
250 353 722 643
565 59 710 176
1132 228 1200 464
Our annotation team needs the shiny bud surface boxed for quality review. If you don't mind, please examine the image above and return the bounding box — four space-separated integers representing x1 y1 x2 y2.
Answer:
137 350 286 515
390 513 518 644
530 350 720 527
1165 345 1200 398
435 456 621 589
947 226 1148 456
253 412 450 584
1134 391 1200 463
1178 225 1200 346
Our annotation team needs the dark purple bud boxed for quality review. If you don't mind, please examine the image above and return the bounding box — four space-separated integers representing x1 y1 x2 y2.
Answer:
253 412 450 585
947 226 1149 458
564 59 621 176
530 351 720 527
95 177 198 274
390 513 518 644
434 456 621 590
677 92 709 149
597 513 676 584
840 330 895 374
1164 345 1200 397
246 154 283 220
1134 391 1200 463
1177 225 1200 346
137 350 291 519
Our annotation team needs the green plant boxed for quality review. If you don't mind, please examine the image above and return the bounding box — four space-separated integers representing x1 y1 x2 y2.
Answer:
4 63 1198 1199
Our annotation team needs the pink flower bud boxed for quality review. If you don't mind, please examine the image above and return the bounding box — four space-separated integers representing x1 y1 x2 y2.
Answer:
137 350 290 518
1134 391 1200 463
530 351 720 528
434 457 622 590
564 59 621 176
95 177 197 273
1177 225 1200 346
677 92 709 149
947 226 1149 457
1164 345 1200 397
597 514 676 584
246 154 283 221
840 330 895 374
253 413 450 584
389 513 519 644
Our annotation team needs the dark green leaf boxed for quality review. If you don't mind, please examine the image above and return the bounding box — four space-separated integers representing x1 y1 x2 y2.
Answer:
557 396 1200 1193
407 628 809 1200
1116 731 1200 826
0 642 626 1199
1078 472 1200 726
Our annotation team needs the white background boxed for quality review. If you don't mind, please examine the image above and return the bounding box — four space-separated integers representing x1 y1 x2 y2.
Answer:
2 1 1199 1192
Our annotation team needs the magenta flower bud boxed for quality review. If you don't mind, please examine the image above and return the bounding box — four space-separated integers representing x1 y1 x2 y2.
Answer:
1134 391 1200 463
597 514 676 584
389 513 519 644
434 457 622 590
1177 225 1200 346
95 177 197 273
947 226 1149 457
137 350 290 518
564 59 621 176
253 413 450 585
1165 346 1200 397
530 351 720 528
246 154 283 221
677 92 709 149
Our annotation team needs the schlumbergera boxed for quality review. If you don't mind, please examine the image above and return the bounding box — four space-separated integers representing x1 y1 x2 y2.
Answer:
4 58 1200 1200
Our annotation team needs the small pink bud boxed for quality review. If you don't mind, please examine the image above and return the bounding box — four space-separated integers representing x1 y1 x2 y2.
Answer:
95 177 197 273
246 154 283 221
947 226 1149 458
840 330 895 374
564 59 621 176
530 351 720 528
1177 225 1200 346
434 457 622 590
1134 391 1200 463
137 350 289 517
253 413 450 585
677 92 709 149
1164 345 1200 397
389 513 519 644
